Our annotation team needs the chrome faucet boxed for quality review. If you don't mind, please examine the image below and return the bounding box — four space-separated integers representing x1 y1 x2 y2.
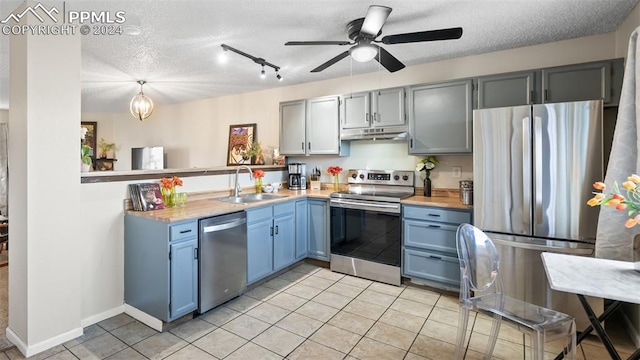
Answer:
234 165 253 197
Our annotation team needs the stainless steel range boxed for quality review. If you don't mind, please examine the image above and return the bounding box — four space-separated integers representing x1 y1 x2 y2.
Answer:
329 169 415 286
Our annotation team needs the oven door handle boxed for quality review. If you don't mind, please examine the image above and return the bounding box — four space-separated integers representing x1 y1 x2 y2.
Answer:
330 199 400 214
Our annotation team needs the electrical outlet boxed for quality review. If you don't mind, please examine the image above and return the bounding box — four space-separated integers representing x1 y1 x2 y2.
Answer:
452 166 462 178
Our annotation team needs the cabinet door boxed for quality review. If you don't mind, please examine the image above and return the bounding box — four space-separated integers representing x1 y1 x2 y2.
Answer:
408 79 473 154
341 92 370 130
308 199 329 260
295 200 308 259
280 100 306 155
373 87 405 127
403 248 460 289
273 213 296 271
307 96 340 155
477 71 538 108
403 219 459 255
542 62 611 104
247 218 274 284
170 238 198 319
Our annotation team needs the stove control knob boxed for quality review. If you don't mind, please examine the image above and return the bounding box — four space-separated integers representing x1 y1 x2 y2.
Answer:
402 175 409 181
351 174 357 179
359 174 365 179
394 175 400 181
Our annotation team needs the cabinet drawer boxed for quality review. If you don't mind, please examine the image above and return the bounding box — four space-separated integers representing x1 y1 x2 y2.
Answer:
246 206 273 223
403 248 460 288
403 206 471 224
404 219 458 254
170 222 197 242
273 201 295 217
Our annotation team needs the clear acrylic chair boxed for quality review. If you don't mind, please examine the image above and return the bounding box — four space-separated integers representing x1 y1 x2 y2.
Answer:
454 224 576 360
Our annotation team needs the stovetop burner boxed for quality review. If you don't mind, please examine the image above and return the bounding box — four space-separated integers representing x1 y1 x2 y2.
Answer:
329 169 415 202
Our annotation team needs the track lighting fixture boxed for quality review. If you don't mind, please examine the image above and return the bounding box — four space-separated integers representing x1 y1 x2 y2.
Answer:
220 44 282 81
129 80 154 121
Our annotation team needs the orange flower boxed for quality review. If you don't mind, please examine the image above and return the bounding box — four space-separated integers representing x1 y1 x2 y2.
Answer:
616 203 627 211
622 181 637 191
160 176 183 189
594 193 605 200
628 174 640 184
587 197 600 207
327 166 343 176
253 170 265 178
608 198 621 207
593 182 606 190
625 218 637 228
612 193 625 201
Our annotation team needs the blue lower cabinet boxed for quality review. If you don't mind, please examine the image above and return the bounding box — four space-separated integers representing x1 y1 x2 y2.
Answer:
170 238 198 317
247 217 274 283
124 215 198 322
295 200 308 260
308 199 329 260
273 213 295 271
246 201 296 284
403 248 460 289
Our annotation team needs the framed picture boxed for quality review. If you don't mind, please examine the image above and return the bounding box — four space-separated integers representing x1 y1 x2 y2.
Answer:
227 123 257 166
81 121 97 167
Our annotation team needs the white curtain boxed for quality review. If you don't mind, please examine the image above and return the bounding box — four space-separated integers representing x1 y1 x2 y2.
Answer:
0 123 7 216
595 27 640 260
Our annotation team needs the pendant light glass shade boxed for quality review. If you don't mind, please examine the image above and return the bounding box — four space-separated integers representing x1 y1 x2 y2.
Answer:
130 81 154 121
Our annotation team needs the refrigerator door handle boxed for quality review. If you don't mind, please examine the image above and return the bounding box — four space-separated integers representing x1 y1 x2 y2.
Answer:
533 116 543 225
491 237 593 255
522 117 531 228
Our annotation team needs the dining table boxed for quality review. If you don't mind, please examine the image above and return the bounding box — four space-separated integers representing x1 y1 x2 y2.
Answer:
541 252 640 360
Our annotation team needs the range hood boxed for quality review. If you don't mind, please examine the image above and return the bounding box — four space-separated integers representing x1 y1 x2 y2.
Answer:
340 126 409 141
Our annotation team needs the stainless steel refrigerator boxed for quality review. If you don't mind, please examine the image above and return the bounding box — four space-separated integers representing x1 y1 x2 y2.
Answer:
473 100 604 329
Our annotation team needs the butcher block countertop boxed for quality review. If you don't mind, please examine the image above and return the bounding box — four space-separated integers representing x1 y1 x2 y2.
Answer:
126 187 471 223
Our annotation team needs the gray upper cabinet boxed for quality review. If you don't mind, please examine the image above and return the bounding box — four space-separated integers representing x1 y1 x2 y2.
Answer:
280 96 347 156
340 87 405 130
542 61 611 104
477 71 539 108
307 96 341 155
279 100 306 155
341 92 370 129
408 79 473 154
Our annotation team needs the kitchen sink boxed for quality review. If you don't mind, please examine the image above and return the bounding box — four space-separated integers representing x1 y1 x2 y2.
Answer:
213 193 288 204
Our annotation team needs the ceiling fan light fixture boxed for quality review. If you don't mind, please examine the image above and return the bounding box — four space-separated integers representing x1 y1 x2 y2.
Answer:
130 80 154 121
349 43 377 63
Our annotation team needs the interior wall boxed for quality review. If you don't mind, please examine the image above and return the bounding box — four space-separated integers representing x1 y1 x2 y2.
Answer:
85 32 618 173
0 110 7 124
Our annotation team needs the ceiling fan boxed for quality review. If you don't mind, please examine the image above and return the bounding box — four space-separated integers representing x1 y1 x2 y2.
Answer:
285 5 463 73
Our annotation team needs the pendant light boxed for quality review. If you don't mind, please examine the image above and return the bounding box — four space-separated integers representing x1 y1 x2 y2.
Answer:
130 80 154 121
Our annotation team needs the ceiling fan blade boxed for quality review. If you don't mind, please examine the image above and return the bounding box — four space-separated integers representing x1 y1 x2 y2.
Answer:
373 45 405 73
360 5 392 38
381 27 463 45
285 41 352 46
310 51 350 72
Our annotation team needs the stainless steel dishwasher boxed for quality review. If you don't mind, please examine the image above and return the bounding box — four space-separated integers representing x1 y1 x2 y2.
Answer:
198 211 247 314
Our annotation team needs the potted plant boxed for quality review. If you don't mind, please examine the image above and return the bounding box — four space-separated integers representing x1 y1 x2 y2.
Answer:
80 127 92 172
98 138 116 159
246 141 265 165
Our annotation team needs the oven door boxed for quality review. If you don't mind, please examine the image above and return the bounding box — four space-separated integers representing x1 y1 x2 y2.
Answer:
329 198 401 267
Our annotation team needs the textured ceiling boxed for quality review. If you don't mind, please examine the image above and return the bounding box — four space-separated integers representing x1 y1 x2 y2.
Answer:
0 0 638 112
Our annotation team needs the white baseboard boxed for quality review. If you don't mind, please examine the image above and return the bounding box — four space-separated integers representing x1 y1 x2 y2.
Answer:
123 304 163 332
81 305 125 328
5 326 82 358
621 309 640 348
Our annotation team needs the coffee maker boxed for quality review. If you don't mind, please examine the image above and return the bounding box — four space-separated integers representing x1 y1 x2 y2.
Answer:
288 162 307 190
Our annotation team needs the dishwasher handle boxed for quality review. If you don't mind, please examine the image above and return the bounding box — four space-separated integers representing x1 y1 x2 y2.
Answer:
202 218 246 233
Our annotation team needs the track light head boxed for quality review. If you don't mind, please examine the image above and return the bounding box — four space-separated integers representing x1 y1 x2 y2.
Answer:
276 70 283 81
260 65 266 79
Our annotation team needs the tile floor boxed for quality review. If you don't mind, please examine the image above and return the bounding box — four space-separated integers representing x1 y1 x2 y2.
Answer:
1 261 636 360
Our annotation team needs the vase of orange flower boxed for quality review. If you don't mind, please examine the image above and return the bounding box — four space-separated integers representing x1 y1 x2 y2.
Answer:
160 176 183 207
588 174 640 270
253 170 265 193
327 166 343 191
